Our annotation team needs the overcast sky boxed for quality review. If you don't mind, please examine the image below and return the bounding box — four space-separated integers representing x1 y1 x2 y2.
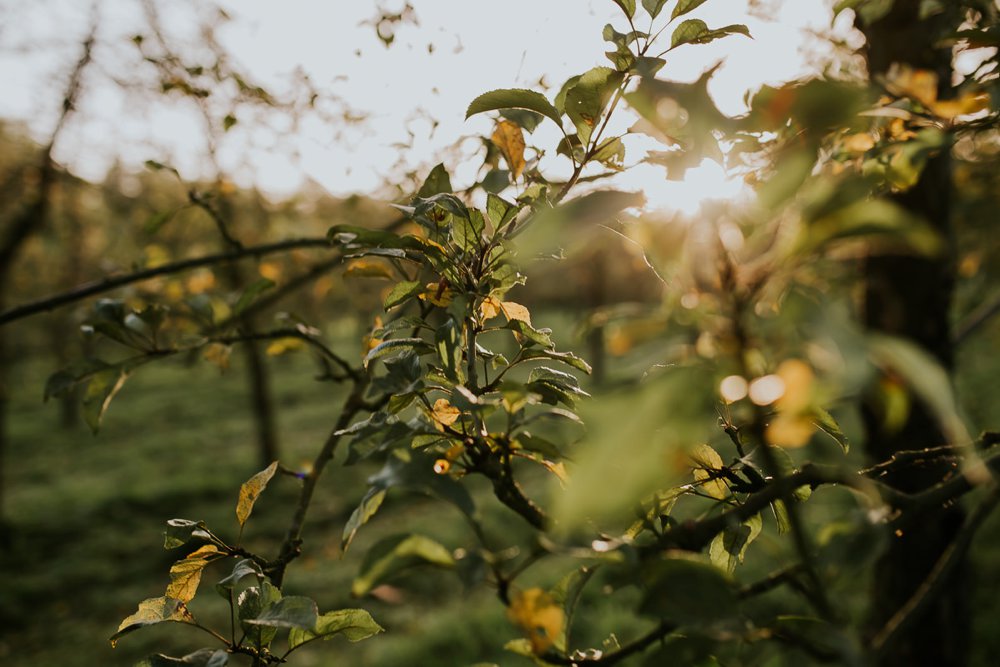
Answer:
0 0 852 211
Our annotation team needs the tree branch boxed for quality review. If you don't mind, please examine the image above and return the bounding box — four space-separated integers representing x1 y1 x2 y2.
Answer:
0 237 332 326
542 621 676 666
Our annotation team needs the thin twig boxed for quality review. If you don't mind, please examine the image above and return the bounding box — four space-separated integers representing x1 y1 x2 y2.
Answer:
0 237 332 326
541 621 676 666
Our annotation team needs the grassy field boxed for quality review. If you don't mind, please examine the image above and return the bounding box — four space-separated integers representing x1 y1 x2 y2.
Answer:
1 312 998 666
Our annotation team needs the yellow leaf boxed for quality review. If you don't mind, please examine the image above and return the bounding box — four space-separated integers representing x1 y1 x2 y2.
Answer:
541 459 569 486
185 269 216 295
259 261 282 281
165 556 210 603
111 597 193 647
500 301 531 325
419 281 454 307
431 398 461 427
842 133 875 153
929 91 990 120
492 120 526 180
343 259 394 280
508 588 565 654
203 343 231 371
363 316 384 355
765 413 816 448
775 359 814 414
236 461 278 527
265 337 305 356
886 118 917 141
690 443 728 499
886 65 938 108
143 244 171 269
480 296 502 321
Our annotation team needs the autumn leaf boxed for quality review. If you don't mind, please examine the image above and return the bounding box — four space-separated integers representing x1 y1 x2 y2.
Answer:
419 281 454 307
885 64 989 120
690 443 728 499
492 120 526 180
480 296 502 321
500 301 531 325
774 359 814 414
265 337 305 356
165 545 221 603
431 398 461 427
765 413 815 448
237 461 278 527
344 259 395 280
203 342 231 371
110 597 194 647
507 588 565 654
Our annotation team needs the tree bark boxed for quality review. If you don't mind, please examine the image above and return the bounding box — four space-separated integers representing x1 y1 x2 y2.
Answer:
859 4 967 665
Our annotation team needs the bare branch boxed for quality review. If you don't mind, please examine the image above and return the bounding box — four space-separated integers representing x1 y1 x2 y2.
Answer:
0 237 333 326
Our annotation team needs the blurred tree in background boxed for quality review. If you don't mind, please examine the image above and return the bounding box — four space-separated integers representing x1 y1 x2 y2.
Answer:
1 1 1000 666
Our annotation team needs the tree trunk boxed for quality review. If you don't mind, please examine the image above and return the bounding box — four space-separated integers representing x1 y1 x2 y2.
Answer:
860 5 967 665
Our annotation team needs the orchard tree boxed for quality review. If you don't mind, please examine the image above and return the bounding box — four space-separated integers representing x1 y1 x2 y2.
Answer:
1 1 999 666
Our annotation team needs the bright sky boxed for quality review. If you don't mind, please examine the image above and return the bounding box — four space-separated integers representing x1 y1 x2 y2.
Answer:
0 0 853 213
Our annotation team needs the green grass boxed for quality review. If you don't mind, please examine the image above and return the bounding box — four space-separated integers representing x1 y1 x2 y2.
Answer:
0 350 557 667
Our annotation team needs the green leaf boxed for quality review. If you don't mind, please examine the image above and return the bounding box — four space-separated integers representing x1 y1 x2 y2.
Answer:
486 193 518 230
435 318 465 383
416 163 453 198
328 224 422 250
342 452 477 552
633 56 666 78
223 114 237 132
564 67 624 145
800 198 942 257
834 0 894 24
518 349 593 374
709 513 763 573
671 0 710 19
812 407 850 453
642 0 670 19
238 582 282 647
452 207 485 252
244 596 319 630
466 88 563 131
671 18 709 48
236 461 278 528
233 278 275 316
591 136 626 170
507 319 554 348
549 566 597 653
82 365 130 433
364 338 434 367
163 519 210 549
215 559 264 598
671 19 749 48
342 488 387 552
383 280 424 310
110 597 194 647
638 555 736 623
352 533 455 597
867 335 971 445
612 0 636 18
500 108 544 133
44 358 106 401
288 609 384 649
